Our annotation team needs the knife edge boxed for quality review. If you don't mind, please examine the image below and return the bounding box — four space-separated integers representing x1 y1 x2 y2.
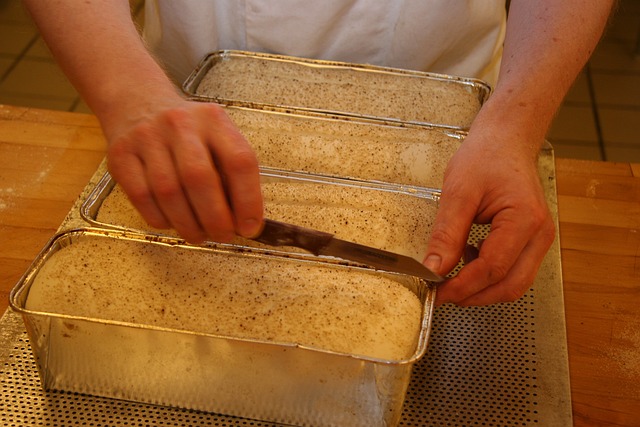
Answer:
252 219 444 283
318 238 444 283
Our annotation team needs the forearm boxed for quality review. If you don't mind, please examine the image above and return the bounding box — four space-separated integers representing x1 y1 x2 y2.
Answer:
474 0 615 156
22 0 180 138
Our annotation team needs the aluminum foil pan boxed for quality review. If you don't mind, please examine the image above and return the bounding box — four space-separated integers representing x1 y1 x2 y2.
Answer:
81 167 441 262
183 50 491 130
10 229 436 427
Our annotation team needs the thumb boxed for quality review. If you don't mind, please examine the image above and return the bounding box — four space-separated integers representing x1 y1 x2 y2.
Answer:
423 193 477 277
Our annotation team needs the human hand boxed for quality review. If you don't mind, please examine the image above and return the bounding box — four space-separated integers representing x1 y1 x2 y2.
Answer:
104 98 263 244
423 130 555 306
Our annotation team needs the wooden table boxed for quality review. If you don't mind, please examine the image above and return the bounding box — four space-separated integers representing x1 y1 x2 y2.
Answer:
1 105 638 426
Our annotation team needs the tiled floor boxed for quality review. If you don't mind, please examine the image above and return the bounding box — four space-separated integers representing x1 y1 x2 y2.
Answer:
1 0 639 162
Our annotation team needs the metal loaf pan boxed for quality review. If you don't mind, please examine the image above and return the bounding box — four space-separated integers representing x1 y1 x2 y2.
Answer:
10 229 436 427
81 167 441 262
183 50 491 130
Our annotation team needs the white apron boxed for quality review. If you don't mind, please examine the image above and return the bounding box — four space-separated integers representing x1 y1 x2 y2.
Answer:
144 0 506 87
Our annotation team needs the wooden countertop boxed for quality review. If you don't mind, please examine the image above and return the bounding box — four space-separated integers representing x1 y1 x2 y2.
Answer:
0 105 638 426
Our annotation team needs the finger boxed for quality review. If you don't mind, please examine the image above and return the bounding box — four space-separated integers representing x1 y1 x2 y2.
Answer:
200 105 263 238
456 216 555 306
222 149 263 238
434 218 528 305
168 112 236 242
423 183 480 276
107 139 170 230
135 126 208 243
435 205 555 306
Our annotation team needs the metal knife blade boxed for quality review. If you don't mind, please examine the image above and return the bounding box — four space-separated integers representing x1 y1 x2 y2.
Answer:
251 219 445 283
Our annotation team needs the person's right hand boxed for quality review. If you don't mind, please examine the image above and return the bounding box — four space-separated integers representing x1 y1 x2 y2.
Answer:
104 97 264 244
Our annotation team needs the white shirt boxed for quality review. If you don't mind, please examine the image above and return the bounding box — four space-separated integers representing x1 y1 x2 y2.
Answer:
144 0 506 86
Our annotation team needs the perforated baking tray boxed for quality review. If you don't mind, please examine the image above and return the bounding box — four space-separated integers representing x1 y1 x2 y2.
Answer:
183 50 491 130
0 213 571 426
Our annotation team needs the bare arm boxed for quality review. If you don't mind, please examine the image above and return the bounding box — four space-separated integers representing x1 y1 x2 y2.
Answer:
22 0 264 243
425 0 615 305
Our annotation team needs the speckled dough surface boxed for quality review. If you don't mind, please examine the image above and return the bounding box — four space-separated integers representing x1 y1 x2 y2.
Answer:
97 181 437 261
224 107 461 188
256 182 436 260
195 56 484 128
25 237 423 361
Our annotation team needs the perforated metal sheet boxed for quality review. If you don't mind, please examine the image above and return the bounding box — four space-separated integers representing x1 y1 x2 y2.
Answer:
1 150 571 426
404 265 542 425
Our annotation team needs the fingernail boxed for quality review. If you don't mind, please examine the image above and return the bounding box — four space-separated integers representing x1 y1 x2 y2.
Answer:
239 218 262 238
424 254 442 273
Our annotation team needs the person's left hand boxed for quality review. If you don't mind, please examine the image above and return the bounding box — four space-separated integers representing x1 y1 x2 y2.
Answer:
423 127 556 306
